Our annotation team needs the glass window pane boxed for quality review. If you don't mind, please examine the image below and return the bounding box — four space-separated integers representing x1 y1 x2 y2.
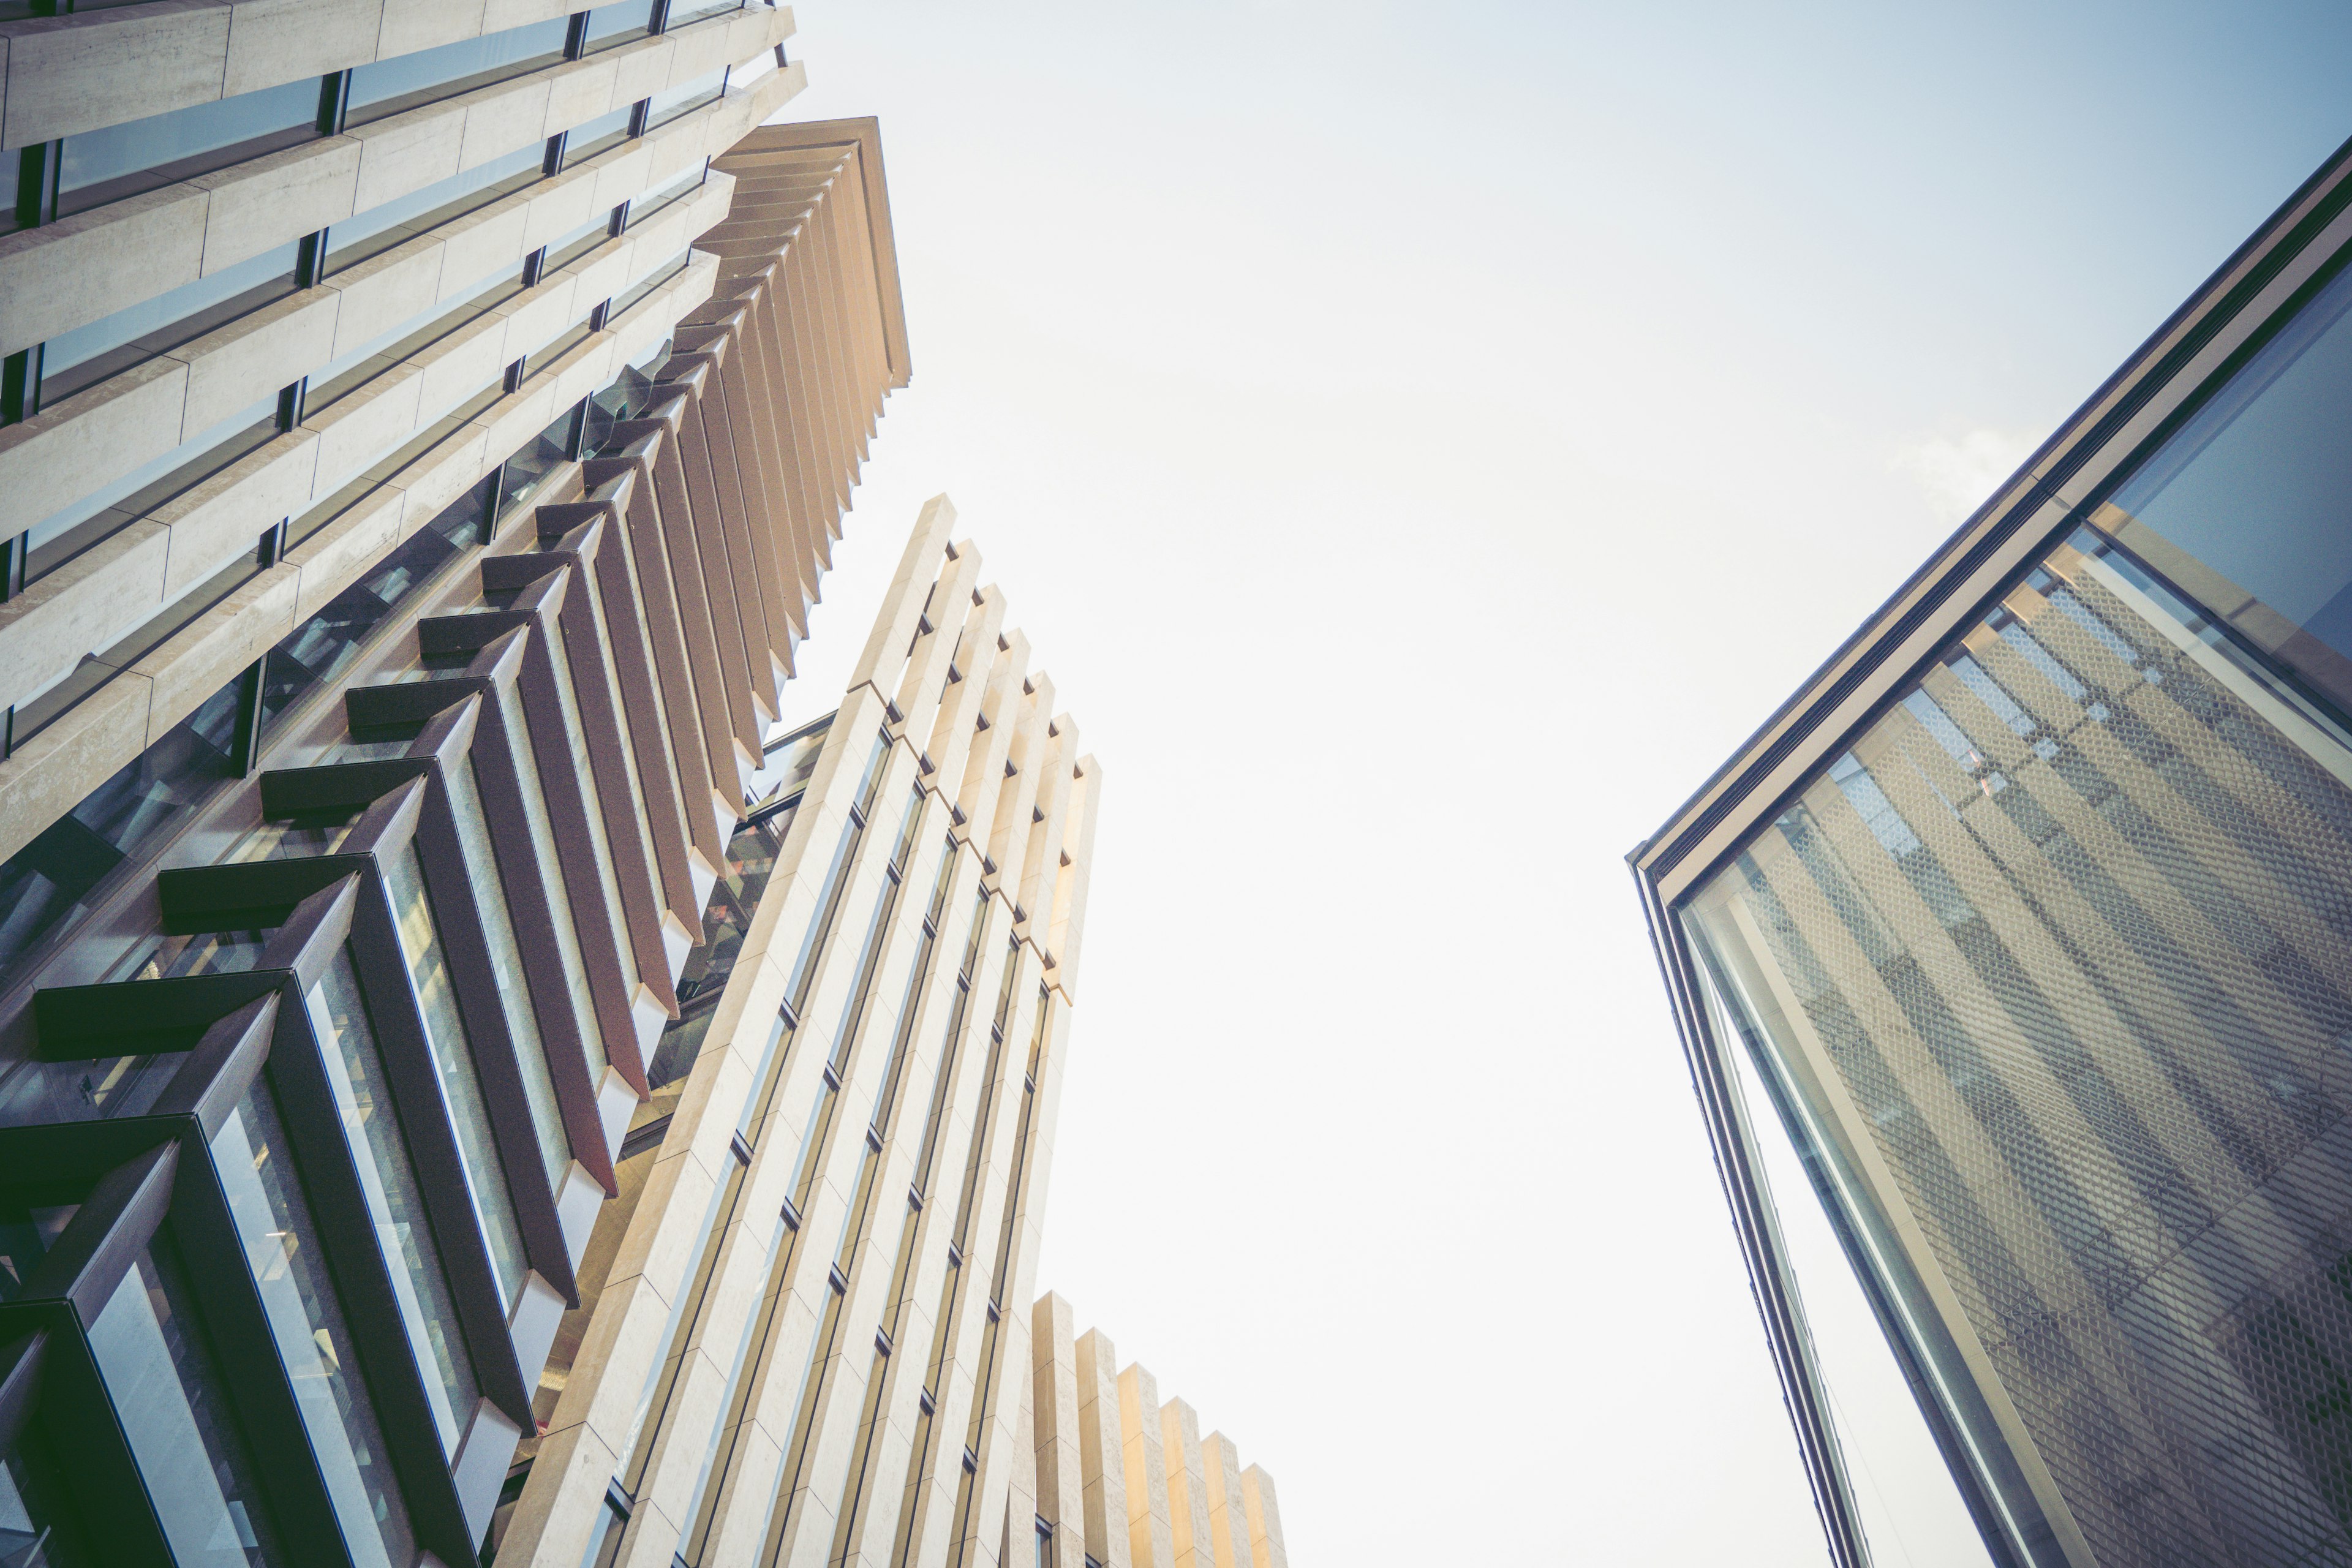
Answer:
644 66 726 131
58 77 317 216
383 843 529 1308
1686 523 2352 1568
0 1425 80 1567
305 950 483 1451
40 241 300 407
482 699 608 1079
347 20 569 126
2102 258 2352 715
442 752 571 1192
583 0 657 51
88 1233 284 1567
326 141 541 275
211 1084 413 1568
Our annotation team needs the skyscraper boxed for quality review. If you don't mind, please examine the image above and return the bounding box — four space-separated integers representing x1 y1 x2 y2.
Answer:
1635 141 2352 1566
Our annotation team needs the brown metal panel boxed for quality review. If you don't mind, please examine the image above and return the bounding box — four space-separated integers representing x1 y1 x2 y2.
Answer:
664 354 767 755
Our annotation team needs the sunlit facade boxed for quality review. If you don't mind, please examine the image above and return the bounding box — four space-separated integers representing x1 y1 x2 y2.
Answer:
1636 144 2352 1567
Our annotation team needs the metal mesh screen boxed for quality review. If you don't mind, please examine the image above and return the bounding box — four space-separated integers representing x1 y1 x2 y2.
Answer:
1691 527 2352 1568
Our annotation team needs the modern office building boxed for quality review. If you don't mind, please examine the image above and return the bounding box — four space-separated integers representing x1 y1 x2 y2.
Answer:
1028 1294 1289 1568
483 497 1109 1568
1635 141 2352 1567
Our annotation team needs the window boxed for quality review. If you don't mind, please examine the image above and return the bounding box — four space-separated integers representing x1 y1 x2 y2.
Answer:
644 66 728 132
582 0 660 53
38 239 301 407
561 105 636 168
346 19 570 127
325 140 542 274
1035 1518 1055 1568
57 75 319 217
607 249 691 325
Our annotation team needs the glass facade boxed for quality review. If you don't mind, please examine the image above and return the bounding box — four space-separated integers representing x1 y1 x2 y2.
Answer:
1677 241 2352 1566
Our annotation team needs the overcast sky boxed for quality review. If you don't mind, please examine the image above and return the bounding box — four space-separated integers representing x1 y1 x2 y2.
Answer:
771 8 2352 1562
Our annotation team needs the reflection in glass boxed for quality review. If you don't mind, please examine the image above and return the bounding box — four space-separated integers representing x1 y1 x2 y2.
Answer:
442 752 571 1191
2100 258 2352 718
58 77 317 215
383 843 530 1306
213 1085 413 1568
347 20 568 125
306 952 483 1450
88 1234 282 1567
1687 526 2352 1567
0 1425 77 1568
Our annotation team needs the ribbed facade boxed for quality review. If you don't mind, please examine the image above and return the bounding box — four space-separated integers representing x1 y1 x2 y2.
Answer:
0 6 926 1565
1635 138 2352 1568
491 499 1105 1568
1027 1295 1289 1568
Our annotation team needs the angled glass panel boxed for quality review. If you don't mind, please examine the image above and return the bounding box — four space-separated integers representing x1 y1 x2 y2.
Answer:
212 1081 415 1568
383 842 530 1306
57 76 317 216
2101 255 2352 717
88 1232 284 1566
346 19 568 126
306 949 483 1452
1686 524 2352 1568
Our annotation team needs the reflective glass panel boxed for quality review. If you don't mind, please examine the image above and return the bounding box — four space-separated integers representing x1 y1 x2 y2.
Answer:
306 950 483 1450
212 1083 413 1568
383 842 529 1306
58 77 316 216
2099 255 2352 718
347 19 568 125
88 1234 282 1567
0 1425 77 1568
1687 526 2352 1567
488 689 608 1077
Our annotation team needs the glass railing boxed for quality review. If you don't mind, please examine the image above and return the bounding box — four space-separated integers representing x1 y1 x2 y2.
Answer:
326 140 544 276
645 67 728 132
20 390 282 588
347 19 570 127
37 239 301 407
57 75 319 217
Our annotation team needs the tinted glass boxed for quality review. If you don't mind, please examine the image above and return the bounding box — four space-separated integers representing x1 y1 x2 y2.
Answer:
88 1234 284 1567
40 241 300 405
2100 257 2352 718
1689 526 2352 1567
58 77 316 215
384 842 529 1306
213 1085 415 1568
306 950 483 1450
347 18 568 125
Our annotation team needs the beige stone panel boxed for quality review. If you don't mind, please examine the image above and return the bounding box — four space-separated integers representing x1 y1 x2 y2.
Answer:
435 198 535 303
458 72 556 170
407 312 508 415
985 677 1050 886
924 586 1005 809
520 172 602 254
156 431 316 600
589 138 659 214
891 545 982 744
956 630 1028 837
323 237 447 355
129 564 299 743
305 368 423 492
1031 1296 1082 1541
1014 719 1074 944
660 13 735 86
0 520 167 712
567 243 636 316
176 289 339 439
0 356 188 535
0 183 209 360
1197 1436 1250 1568
1074 1329 1131 1568
387 422 488 521
222 0 383 95
604 33 675 108
375 0 486 57
1046 759 1100 995
192 136 362 277
1159 1401 1215 1568
494 1417 614 1568
479 0 572 30
0 671 150 870
1238 1469 1286 1568
1 4 230 148
345 102 467 216
285 482 405 622
1118 1365 1175 1568
543 51 622 135
642 123 712 192
846 493 955 698
471 377 560 466
497 283 578 366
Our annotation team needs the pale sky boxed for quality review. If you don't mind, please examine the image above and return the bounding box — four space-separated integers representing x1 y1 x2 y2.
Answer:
771 8 2352 1562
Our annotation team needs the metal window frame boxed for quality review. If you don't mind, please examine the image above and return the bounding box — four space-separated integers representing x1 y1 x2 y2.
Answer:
1629 134 2352 1568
